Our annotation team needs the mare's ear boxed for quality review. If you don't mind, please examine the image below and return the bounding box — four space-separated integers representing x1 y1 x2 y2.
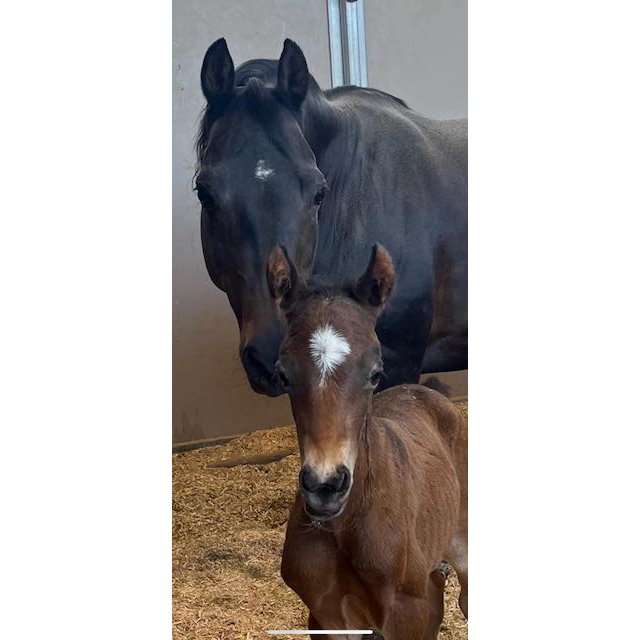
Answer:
276 39 309 109
354 244 395 311
267 245 298 308
201 38 235 108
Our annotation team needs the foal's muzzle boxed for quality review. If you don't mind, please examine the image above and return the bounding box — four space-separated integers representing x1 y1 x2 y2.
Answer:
299 464 351 521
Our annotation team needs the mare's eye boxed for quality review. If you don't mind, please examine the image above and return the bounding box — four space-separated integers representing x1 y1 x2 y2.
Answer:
314 187 326 206
196 186 215 208
367 369 383 389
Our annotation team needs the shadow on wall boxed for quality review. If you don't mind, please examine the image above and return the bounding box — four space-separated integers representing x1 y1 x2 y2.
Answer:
172 276 292 444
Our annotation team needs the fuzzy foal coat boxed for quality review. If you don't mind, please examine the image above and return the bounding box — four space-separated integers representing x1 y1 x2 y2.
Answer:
281 385 468 639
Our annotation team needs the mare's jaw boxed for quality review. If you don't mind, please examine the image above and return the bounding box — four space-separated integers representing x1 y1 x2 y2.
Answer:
247 374 282 397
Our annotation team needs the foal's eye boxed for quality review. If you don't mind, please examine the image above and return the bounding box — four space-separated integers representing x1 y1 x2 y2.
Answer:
314 187 326 206
367 370 383 389
276 366 291 390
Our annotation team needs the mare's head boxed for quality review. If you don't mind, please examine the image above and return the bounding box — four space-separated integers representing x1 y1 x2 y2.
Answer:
196 38 327 396
267 244 395 521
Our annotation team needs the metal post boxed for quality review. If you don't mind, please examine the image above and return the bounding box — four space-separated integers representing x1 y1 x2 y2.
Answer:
326 0 368 87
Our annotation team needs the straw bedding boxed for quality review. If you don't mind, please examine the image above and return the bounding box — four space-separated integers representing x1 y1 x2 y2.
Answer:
173 402 468 640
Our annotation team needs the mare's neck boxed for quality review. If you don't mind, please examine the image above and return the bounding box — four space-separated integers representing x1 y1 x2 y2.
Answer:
301 89 367 278
300 87 361 161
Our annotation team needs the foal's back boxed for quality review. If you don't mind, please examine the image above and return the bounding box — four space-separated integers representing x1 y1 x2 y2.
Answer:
372 383 469 621
372 384 463 448
371 384 467 554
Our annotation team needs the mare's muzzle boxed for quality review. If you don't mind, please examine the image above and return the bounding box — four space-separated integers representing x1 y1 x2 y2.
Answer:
299 464 351 520
240 339 282 396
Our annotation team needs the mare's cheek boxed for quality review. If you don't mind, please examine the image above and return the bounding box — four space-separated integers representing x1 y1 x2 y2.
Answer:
295 213 318 278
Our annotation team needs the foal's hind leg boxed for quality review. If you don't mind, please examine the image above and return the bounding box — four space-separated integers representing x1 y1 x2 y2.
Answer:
423 569 445 640
456 568 468 619
447 535 468 619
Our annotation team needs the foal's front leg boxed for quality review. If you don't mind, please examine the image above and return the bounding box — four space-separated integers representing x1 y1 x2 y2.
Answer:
382 593 431 640
423 569 446 640
308 609 366 640
309 597 369 640
308 612 320 629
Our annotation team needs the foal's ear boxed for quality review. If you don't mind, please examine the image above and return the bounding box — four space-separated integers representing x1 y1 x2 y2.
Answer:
201 38 235 107
276 39 309 109
355 244 395 311
267 245 298 307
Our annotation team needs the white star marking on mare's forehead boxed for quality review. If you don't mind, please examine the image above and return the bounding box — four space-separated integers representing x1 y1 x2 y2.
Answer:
309 324 351 387
254 159 274 181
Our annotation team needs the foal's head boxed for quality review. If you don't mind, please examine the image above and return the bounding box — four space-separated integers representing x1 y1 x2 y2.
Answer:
267 244 395 521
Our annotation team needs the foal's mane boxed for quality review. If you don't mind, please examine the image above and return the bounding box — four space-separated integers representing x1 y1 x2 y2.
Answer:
284 277 365 317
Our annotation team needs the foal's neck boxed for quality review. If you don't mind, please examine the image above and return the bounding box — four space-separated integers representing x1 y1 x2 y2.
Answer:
332 411 379 534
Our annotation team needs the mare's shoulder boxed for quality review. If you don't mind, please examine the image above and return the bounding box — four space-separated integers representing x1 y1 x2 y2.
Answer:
325 85 409 110
326 86 467 149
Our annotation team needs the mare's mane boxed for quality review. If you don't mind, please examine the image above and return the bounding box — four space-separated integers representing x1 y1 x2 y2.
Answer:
196 58 409 172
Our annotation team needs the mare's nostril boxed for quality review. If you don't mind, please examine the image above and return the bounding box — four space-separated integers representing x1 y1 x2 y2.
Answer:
242 346 275 382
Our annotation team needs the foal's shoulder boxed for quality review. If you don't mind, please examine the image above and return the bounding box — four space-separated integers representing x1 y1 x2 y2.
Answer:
373 383 451 410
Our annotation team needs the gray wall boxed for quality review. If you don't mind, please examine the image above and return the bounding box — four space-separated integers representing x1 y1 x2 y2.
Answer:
173 0 467 443
365 0 467 119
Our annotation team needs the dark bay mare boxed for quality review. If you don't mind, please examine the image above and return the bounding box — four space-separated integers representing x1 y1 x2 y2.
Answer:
266 244 468 638
196 38 467 396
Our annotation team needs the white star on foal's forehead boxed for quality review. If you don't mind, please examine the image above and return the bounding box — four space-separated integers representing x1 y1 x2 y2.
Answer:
309 324 351 386
254 159 274 181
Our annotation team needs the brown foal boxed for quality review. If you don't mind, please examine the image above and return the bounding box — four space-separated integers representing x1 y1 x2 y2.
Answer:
266 244 468 640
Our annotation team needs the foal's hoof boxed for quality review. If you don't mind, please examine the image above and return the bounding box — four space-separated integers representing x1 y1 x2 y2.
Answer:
437 561 452 578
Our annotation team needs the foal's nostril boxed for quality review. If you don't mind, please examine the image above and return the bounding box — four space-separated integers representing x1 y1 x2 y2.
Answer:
299 465 351 495
299 466 314 492
335 464 351 493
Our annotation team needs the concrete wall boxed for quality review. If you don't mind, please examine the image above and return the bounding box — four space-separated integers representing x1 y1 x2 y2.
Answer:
173 0 467 443
173 1 332 443
365 0 468 118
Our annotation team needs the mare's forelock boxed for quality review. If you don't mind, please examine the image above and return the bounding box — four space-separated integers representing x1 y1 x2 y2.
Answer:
196 61 326 173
